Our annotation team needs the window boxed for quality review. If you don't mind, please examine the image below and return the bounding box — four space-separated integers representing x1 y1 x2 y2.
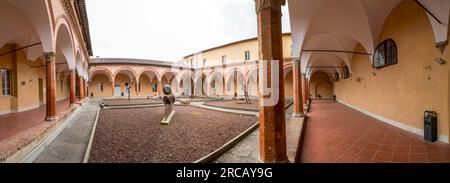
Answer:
152 83 157 92
138 83 141 92
1 69 11 96
190 59 194 67
222 55 227 65
342 66 351 79
98 82 104 92
203 59 207 67
334 73 340 82
373 39 397 69
244 51 251 61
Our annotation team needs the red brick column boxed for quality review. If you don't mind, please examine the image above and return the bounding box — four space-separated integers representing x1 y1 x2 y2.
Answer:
301 74 306 105
306 79 310 102
84 80 89 98
70 69 76 105
255 0 288 163
112 81 115 96
44 52 56 121
223 78 227 96
79 76 84 100
158 80 163 96
292 59 305 118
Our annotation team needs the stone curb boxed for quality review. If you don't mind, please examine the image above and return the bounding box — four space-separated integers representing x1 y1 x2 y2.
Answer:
193 122 260 163
294 100 312 163
83 108 100 163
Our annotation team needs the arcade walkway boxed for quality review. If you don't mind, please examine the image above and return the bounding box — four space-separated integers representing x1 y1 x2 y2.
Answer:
0 99 72 141
301 100 450 163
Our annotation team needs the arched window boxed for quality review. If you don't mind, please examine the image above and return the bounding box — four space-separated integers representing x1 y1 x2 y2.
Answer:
334 73 340 82
373 39 397 68
342 66 351 79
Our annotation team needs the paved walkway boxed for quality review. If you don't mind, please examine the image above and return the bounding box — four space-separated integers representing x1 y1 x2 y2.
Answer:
301 100 450 163
0 99 71 141
33 99 100 163
213 104 304 163
191 102 259 116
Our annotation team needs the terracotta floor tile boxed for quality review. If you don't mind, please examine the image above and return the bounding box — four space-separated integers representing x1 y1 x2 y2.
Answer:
392 153 409 163
300 100 450 163
410 146 426 154
378 145 395 153
373 151 393 162
410 153 427 163
354 156 372 163
394 146 410 154
0 99 71 141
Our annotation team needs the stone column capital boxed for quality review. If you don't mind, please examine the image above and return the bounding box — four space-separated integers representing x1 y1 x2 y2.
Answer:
44 52 55 60
254 0 286 14
292 57 301 64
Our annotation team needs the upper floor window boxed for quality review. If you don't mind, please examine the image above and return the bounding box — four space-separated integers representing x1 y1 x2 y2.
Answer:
244 51 251 61
334 73 340 82
1 69 11 96
373 39 397 69
190 59 194 67
222 55 227 65
203 59 207 67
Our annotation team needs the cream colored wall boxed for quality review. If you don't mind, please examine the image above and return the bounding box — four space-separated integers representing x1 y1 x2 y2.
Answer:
89 74 112 97
310 72 333 98
55 77 70 101
334 0 449 138
115 74 137 96
0 44 47 114
184 34 292 67
284 71 293 97
16 49 46 110
138 76 158 97
0 44 14 114
248 78 258 96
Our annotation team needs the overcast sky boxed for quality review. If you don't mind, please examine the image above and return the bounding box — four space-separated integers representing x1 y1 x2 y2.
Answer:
86 0 291 62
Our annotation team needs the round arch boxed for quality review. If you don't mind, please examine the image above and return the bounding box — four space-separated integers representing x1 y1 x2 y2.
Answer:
53 16 76 70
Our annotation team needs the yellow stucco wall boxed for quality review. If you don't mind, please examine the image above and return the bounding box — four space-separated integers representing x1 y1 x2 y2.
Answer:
89 74 113 97
137 75 158 97
1 44 48 114
16 48 46 110
0 44 14 114
310 71 333 98
284 71 293 97
334 0 450 138
114 74 137 96
184 34 292 67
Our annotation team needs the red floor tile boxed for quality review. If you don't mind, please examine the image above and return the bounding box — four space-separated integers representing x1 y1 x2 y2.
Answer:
0 99 71 141
300 100 450 163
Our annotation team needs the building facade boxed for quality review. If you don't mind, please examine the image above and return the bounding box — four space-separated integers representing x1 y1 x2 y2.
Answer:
88 33 297 99
0 0 92 119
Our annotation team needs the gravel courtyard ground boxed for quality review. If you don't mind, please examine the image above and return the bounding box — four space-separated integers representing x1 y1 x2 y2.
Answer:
89 106 258 163
102 99 162 106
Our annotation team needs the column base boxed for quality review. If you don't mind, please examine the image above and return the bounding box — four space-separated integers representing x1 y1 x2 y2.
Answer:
291 112 306 118
45 116 57 121
258 158 290 163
